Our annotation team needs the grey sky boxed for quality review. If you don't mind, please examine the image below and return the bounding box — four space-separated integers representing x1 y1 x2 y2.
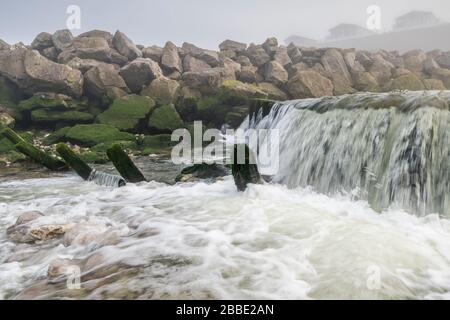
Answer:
1 0 449 49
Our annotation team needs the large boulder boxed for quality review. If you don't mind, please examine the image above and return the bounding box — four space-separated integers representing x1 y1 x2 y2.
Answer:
368 54 394 84
402 50 426 73
182 42 220 67
219 80 268 105
264 61 288 86
0 46 83 97
430 68 450 88
0 39 10 51
387 74 425 91
273 47 292 67
183 55 211 73
41 47 58 62
84 64 129 101
238 65 262 83
142 45 163 62
64 124 135 147
261 37 278 56
67 57 118 74
257 82 288 100
147 104 184 133
352 72 380 92
119 58 162 93
219 57 241 77
77 30 113 45
321 48 354 95
57 37 113 63
52 29 73 52
161 41 183 74
30 109 94 125
141 76 180 105
287 70 334 98
182 68 234 95
112 31 142 61
423 79 446 90
245 44 270 67
219 40 247 53
175 86 201 121
97 94 156 132
287 44 303 64
436 52 450 69
31 32 54 50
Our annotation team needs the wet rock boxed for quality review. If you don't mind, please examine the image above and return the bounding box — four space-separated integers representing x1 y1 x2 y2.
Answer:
31 32 54 50
141 76 180 105
64 124 135 147
47 258 75 279
232 144 262 191
29 224 72 241
119 58 162 93
161 41 183 74
52 29 73 52
175 163 229 182
225 106 249 128
176 86 201 121
112 30 142 61
63 222 110 246
142 45 163 63
287 70 334 98
0 111 15 128
182 68 233 95
220 80 268 105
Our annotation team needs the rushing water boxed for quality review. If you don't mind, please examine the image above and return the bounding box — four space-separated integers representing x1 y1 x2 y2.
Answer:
248 91 450 216
0 91 450 300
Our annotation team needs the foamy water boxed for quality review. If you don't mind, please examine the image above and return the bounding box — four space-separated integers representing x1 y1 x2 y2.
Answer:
1 171 450 300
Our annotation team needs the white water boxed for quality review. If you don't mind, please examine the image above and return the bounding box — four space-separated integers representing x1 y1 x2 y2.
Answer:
2 173 450 299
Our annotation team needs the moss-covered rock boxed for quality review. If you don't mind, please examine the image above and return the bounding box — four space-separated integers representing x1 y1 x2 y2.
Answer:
0 112 15 128
64 124 135 147
97 95 155 132
225 106 249 128
30 109 94 124
42 127 72 145
141 134 177 149
219 80 268 105
196 96 230 126
147 104 183 133
18 94 68 111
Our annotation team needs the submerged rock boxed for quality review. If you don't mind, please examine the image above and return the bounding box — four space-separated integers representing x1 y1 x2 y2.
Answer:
231 144 262 191
175 163 229 182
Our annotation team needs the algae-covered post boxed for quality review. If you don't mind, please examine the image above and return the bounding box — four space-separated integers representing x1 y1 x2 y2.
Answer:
55 143 93 180
231 143 262 191
106 144 147 183
1 127 66 170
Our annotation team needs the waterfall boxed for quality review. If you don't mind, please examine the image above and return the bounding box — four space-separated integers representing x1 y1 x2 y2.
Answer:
88 169 126 188
247 91 450 216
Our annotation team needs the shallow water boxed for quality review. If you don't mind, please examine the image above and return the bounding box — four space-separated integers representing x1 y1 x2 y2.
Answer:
1 159 450 299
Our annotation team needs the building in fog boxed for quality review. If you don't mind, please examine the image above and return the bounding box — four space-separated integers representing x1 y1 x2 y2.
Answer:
326 24 375 41
393 11 440 30
284 35 318 48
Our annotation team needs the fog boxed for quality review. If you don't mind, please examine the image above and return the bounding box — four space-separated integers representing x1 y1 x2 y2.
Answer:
0 0 449 49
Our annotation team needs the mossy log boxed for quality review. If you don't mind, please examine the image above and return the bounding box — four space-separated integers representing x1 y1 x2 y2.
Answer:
106 144 147 183
56 143 93 180
231 144 262 191
1 127 66 170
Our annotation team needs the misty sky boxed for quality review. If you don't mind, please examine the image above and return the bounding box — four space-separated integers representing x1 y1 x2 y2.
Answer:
0 0 449 49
